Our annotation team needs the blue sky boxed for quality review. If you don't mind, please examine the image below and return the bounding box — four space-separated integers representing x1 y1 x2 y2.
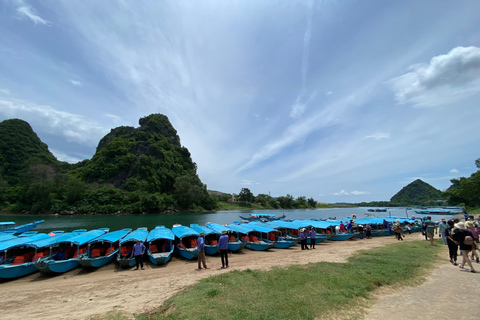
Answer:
1 0 479 203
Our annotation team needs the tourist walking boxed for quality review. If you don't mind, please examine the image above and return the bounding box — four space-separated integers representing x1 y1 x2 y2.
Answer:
309 227 316 249
197 232 209 270
445 220 458 265
452 222 476 273
424 216 437 246
438 218 448 245
219 230 229 269
466 221 479 263
394 223 403 241
365 224 372 239
358 225 364 239
131 239 145 270
405 223 411 235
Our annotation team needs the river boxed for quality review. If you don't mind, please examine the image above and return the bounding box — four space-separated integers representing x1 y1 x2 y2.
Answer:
0 207 451 233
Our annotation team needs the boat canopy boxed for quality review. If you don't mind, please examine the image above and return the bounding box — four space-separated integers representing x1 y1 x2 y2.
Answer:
248 213 277 218
0 222 15 228
120 228 148 244
303 220 336 229
172 225 199 238
62 229 108 246
147 226 174 242
227 223 255 234
190 224 218 236
25 231 84 249
0 234 17 242
0 233 49 251
245 223 276 233
205 223 234 234
91 228 132 243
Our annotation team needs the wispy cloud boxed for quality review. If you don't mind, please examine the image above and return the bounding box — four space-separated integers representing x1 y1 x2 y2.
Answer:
0 91 108 144
68 79 82 86
241 180 260 186
450 169 459 174
365 132 390 140
16 1 50 25
389 46 480 107
334 190 370 196
49 149 83 163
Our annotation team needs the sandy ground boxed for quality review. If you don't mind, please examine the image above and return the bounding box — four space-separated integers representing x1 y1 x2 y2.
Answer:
1 233 476 320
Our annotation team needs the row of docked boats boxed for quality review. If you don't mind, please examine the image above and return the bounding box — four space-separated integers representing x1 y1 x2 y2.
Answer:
0 217 420 280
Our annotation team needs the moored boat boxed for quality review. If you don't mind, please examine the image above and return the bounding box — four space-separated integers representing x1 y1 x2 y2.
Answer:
35 229 108 274
172 225 199 260
205 222 245 252
239 213 286 222
117 227 148 268
227 223 275 251
146 226 174 265
78 228 132 268
247 222 297 249
0 220 45 235
190 224 219 255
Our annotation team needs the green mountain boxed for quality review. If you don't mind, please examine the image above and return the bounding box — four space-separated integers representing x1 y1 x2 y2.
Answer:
0 119 58 186
0 114 215 213
390 179 443 206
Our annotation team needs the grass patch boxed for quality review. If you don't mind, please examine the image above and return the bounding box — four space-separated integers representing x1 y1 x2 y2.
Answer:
137 240 442 320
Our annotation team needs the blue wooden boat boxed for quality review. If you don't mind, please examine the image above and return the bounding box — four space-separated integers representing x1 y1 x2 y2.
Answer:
146 226 174 265
78 229 131 268
190 224 219 255
0 231 91 279
35 229 108 274
329 232 359 241
0 233 50 279
367 208 387 212
117 227 148 268
247 222 298 249
0 233 17 242
295 220 334 244
227 223 275 251
0 220 45 234
205 222 245 252
172 225 199 260
239 213 287 222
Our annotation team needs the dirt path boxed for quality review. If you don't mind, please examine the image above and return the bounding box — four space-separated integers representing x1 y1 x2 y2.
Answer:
0 233 467 320
364 250 480 320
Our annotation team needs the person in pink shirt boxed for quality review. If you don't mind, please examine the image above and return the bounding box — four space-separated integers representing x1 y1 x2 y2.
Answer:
466 221 479 263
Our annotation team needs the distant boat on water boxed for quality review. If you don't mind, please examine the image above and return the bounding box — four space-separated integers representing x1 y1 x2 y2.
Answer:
239 213 286 221
367 208 387 212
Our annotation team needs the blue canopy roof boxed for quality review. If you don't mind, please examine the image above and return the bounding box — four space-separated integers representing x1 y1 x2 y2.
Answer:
25 231 84 249
227 223 255 234
246 213 277 218
270 220 312 229
0 234 17 242
91 228 132 243
190 224 218 236
120 227 148 244
0 233 49 251
60 229 107 246
205 223 234 234
147 226 174 242
172 225 199 238
245 222 276 233
0 222 15 227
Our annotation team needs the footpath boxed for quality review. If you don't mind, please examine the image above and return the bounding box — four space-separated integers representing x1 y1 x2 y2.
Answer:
365 242 480 320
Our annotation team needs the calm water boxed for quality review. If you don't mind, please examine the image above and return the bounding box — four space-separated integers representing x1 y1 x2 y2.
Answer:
0 207 450 233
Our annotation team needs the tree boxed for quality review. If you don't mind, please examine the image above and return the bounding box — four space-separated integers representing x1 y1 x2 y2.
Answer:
307 197 316 208
277 194 294 208
238 188 255 203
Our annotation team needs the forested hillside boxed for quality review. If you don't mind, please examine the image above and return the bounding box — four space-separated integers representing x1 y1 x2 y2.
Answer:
390 179 443 206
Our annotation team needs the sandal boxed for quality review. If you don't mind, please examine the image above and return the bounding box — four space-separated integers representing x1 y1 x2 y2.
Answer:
459 265 464 269
470 270 476 273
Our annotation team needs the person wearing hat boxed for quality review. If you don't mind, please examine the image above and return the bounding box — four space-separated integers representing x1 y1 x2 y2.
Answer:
424 216 437 246
131 239 146 270
357 224 364 239
197 232 209 270
466 221 480 263
452 222 476 273
438 218 448 245
218 230 229 268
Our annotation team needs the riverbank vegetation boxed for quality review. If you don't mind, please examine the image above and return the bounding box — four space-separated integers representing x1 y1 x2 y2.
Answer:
116 240 440 320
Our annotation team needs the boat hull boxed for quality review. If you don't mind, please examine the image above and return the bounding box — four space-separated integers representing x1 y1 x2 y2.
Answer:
329 233 358 241
148 251 173 265
78 252 117 268
274 238 298 249
205 245 219 255
176 246 198 260
227 242 245 252
245 241 276 251
117 257 136 268
0 263 37 279
35 258 80 274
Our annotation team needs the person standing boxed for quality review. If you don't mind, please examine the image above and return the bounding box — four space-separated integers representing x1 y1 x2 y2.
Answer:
197 232 209 270
357 225 364 239
309 227 316 249
424 216 437 246
300 228 309 250
445 220 458 265
365 224 372 239
452 222 476 273
219 230 229 269
438 218 448 245
466 221 479 263
394 223 403 241
131 239 146 270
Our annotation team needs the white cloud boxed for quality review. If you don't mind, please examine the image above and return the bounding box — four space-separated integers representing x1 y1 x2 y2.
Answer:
241 180 259 186
289 103 306 119
334 190 370 196
0 92 108 144
450 169 459 173
389 46 480 107
364 132 390 140
16 3 49 25
326 91 333 96
68 79 82 86
50 149 83 164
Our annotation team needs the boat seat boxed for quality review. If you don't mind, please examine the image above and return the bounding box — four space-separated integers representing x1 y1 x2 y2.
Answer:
150 244 158 253
229 236 237 242
23 252 35 261
34 252 44 261
13 256 25 265
91 248 102 258
106 247 115 255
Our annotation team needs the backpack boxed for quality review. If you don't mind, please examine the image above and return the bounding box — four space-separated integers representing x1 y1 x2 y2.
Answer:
464 235 474 246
